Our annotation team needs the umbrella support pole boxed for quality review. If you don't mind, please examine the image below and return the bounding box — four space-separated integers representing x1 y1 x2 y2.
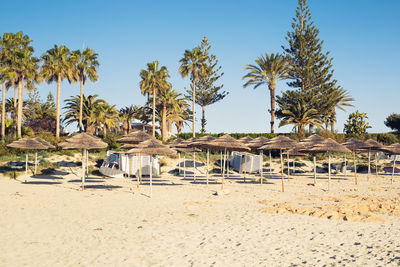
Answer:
227 152 229 178
392 157 395 184
178 153 181 175
368 150 371 181
293 158 295 176
86 150 89 177
82 150 85 191
183 154 186 179
136 154 139 189
280 149 284 192
313 156 317 185
220 152 222 174
269 151 272 178
243 153 247 182
192 151 196 181
260 151 263 184
222 148 226 189
287 152 290 181
375 153 378 177
354 152 358 185
34 152 37 176
150 156 153 198
344 154 347 176
139 154 142 185
206 149 209 186
25 153 28 183
328 151 331 191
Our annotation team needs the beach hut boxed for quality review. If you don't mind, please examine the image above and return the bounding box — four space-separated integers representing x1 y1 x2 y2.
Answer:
59 133 107 190
127 139 176 198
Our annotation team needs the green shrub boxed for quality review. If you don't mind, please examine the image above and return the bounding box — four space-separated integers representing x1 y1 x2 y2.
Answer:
376 133 399 145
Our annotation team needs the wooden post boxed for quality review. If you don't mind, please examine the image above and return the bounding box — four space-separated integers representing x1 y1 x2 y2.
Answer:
260 151 263 184
313 156 317 185
34 152 37 175
227 151 230 178
269 151 272 178
136 154 139 188
206 149 209 186
392 156 396 184
183 153 186 179
150 155 153 198
25 153 28 183
82 150 85 191
328 151 331 191
286 152 290 181
139 153 142 184
222 148 226 189
344 154 347 176
86 150 89 176
178 152 181 175
280 149 284 192
367 149 371 181
375 153 379 177
220 152 222 174
193 151 196 182
243 152 247 182
354 152 358 185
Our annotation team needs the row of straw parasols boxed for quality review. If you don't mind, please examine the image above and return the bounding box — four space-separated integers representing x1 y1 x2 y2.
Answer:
7 132 400 196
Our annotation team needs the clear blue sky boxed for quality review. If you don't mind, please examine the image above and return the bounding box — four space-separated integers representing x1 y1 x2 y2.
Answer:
1 0 399 134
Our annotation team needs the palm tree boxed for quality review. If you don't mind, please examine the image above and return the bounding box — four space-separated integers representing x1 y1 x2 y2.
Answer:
243 53 289 133
119 105 137 135
97 103 118 137
41 45 77 139
64 94 106 134
278 95 322 136
179 47 207 137
71 48 99 132
139 61 170 137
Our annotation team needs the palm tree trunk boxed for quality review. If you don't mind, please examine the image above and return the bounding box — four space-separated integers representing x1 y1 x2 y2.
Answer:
330 121 335 134
1 82 6 141
56 75 61 139
168 120 172 137
79 77 84 132
192 78 196 138
152 87 156 137
13 85 17 138
201 105 206 134
269 83 276 133
162 102 167 142
299 125 305 137
103 126 107 138
17 78 24 138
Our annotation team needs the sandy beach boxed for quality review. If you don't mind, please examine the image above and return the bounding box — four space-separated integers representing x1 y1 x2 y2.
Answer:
1 155 400 266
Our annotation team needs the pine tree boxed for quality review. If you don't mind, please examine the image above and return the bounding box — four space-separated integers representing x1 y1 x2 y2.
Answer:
185 36 228 134
279 0 352 133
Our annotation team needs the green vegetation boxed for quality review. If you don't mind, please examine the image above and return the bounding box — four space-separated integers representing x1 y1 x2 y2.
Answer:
344 110 371 138
384 113 400 133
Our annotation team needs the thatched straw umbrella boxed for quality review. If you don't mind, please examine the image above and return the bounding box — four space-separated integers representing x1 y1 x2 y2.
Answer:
202 134 250 188
239 136 254 145
259 136 298 192
379 143 400 183
298 135 326 184
127 139 176 198
304 139 351 191
7 137 54 182
363 139 383 179
342 138 369 185
117 131 155 184
247 136 270 180
176 137 198 181
190 136 217 185
59 133 107 190
168 138 184 176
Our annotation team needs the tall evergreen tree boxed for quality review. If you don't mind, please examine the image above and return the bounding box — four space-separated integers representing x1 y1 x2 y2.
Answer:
279 0 353 133
185 37 228 134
